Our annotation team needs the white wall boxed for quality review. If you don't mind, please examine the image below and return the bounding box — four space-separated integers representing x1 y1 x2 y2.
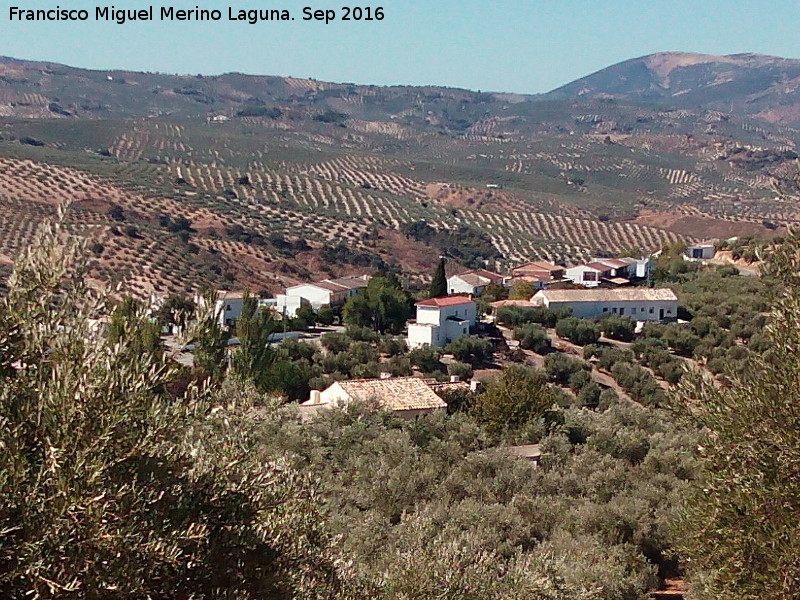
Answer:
408 301 476 348
284 284 333 309
544 299 678 321
565 266 603 287
408 323 439 348
447 276 482 296
436 303 477 326
214 298 244 326
275 294 305 318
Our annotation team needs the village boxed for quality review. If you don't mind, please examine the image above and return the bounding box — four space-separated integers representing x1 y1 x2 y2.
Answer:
136 241 730 421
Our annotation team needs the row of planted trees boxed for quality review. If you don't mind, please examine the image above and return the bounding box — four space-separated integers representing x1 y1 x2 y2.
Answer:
0 215 798 598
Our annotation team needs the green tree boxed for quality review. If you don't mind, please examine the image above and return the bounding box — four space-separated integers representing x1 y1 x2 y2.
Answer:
295 302 317 327
343 276 411 334
231 295 278 388
510 280 538 300
108 296 162 362
674 240 800 599
0 215 348 598
555 317 600 346
470 365 554 435
317 304 335 326
445 335 494 366
600 314 636 342
155 293 195 330
193 293 231 378
429 257 447 298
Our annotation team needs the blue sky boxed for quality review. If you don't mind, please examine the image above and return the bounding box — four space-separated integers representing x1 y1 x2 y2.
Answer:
2 0 798 93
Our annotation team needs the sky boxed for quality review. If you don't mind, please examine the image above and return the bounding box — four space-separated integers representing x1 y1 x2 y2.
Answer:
2 0 799 93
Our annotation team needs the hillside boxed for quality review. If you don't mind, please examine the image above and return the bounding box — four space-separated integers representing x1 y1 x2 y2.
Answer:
1 55 799 297
546 52 800 124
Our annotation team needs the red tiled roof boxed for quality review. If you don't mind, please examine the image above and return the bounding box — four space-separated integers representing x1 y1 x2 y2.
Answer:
416 295 475 307
513 260 562 273
584 261 614 271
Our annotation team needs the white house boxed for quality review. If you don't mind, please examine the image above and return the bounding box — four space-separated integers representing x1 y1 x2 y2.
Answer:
531 288 679 321
407 295 477 348
684 243 715 261
276 275 370 317
565 261 614 287
199 291 245 327
447 269 505 296
301 376 449 419
618 256 655 279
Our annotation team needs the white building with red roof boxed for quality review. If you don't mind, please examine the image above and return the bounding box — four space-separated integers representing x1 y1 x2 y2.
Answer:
407 294 477 348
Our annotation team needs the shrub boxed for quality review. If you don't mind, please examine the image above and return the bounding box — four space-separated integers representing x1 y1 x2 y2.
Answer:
555 317 600 346
447 361 474 381
445 335 494 366
320 331 351 353
409 346 444 373
378 336 407 357
513 323 551 353
600 315 636 342
544 352 588 385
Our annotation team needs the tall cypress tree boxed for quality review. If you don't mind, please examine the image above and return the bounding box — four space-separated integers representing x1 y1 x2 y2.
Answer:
429 257 447 298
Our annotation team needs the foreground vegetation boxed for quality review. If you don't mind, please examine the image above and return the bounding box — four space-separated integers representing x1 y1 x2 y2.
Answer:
0 218 797 598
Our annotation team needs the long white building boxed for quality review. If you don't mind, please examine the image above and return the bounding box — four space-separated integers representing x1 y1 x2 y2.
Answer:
531 288 678 321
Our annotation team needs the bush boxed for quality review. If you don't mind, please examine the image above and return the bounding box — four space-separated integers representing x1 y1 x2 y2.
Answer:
445 335 494 366
513 323 551 353
577 381 602 407
495 305 568 328
378 336 407 357
409 346 444 373
544 352 588 385
600 315 636 342
320 331 351 353
447 361 474 381
555 317 600 346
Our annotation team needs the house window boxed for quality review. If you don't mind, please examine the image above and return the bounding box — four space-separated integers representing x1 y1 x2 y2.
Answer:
667 309 672 314
649 307 654 314
602 307 608 312
226 304 232 311
463 327 467 334
631 308 637 314
583 271 597 282
612 308 618 314
641 307 645 313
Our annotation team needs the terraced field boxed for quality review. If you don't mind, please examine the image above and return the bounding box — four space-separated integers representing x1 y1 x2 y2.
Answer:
1 57 799 296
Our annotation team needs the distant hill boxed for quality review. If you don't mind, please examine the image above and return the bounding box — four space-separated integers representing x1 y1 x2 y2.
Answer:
545 52 800 125
0 54 797 299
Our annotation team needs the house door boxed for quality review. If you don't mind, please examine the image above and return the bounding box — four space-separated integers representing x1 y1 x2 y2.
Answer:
659 308 664 320
619 308 624 315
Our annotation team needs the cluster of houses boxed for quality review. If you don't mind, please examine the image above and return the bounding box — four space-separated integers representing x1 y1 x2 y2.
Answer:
208 253 680 351
196 253 687 417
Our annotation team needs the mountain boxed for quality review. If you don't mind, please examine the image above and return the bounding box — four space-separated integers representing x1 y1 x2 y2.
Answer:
0 55 797 299
545 52 800 125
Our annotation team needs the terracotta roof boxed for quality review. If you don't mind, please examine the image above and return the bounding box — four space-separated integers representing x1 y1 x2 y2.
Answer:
310 280 348 292
508 444 542 459
604 277 631 285
326 275 370 290
535 288 678 303
337 377 447 411
583 261 614 271
490 299 536 308
597 258 630 269
215 290 247 300
471 268 503 281
416 295 475 307
452 272 491 287
513 260 561 273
